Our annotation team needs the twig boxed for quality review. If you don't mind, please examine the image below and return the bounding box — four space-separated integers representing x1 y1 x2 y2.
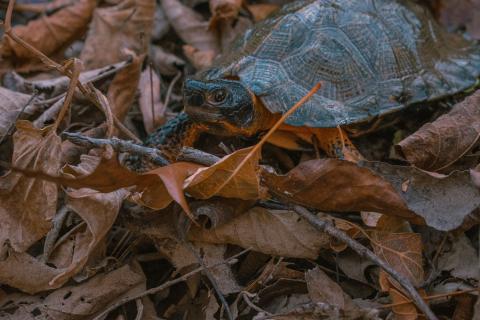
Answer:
186 242 234 320
62 132 169 166
242 292 272 315
164 71 181 109
52 59 81 131
92 248 250 320
178 147 220 166
41 205 69 263
379 287 479 309
292 205 438 320
134 299 144 320
0 91 38 145
2 0 137 140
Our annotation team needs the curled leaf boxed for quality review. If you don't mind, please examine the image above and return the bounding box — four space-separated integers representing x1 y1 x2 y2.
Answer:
396 90 480 171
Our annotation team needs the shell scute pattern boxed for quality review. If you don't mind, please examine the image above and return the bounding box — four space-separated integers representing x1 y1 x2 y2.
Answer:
204 0 480 127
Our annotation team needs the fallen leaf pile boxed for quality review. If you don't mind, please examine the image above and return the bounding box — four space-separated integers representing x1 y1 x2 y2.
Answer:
0 0 478 319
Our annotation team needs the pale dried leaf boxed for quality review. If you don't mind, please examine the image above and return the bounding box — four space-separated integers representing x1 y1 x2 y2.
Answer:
80 0 156 69
396 90 480 171
162 0 219 52
185 147 262 200
188 207 330 259
0 0 96 61
151 45 185 76
138 66 166 133
183 44 216 70
0 88 36 137
0 121 61 253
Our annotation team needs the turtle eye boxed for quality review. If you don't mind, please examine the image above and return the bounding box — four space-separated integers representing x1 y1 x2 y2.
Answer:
211 89 227 104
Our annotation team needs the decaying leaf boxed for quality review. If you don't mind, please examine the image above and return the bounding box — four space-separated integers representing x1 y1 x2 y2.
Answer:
188 207 331 259
396 90 480 171
162 0 219 53
138 66 166 133
209 0 243 28
0 88 37 137
0 264 144 318
185 147 262 200
362 161 480 231
264 159 480 231
80 0 156 69
0 121 61 254
248 3 279 21
0 0 97 61
430 0 480 39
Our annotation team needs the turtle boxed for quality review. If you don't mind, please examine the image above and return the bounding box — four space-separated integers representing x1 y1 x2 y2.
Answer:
145 0 480 162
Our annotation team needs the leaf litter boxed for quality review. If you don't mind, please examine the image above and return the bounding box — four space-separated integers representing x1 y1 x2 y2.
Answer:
0 0 478 319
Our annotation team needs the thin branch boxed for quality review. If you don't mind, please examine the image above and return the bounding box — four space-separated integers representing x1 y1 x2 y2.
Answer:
92 248 250 320
379 287 479 309
62 132 169 166
292 205 438 320
41 205 69 263
186 242 234 320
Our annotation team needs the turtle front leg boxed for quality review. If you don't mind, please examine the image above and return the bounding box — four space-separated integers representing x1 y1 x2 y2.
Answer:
313 127 364 162
144 112 205 162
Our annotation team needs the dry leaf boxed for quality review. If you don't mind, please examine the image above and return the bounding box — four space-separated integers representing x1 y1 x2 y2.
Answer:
430 0 480 39
209 0 243 28
396 90 480 171
362 161 480 231
107 53 143 124
183 44 216 70
80 0 156 69
371 232 423 287
248 3 279 21
151 45 185 76
185 147 262 200
138 66 166 133
162 0 219 53
263 159 417 220
0 0 96 61
132 162 202 214
0 264 144 318
188 207 330 259
0 121 61 253
0 88 37 137
0 188 127 293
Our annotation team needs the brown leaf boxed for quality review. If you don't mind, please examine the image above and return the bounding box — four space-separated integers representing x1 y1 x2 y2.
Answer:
263 159 416 220
396 90 480 171
185 147 262 200
183 44 217 70
0 121 61 253
0 264 144 318
188 207 330 259
138 66 166 133
362 161 480 231
0 88 36 137
51 188 128 286
430 0 480 40
247 3 279 22
0 0 97 61
162 0 219 53
209 0 243 28
264 159 480 231
0 188 127 293
132 162 202 215
371 232 424 287
151 45 186 76
80 0 156 69
107 53 143 125
306 267 349 309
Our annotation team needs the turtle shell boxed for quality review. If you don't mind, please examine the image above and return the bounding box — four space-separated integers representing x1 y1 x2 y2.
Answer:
201 0 480 127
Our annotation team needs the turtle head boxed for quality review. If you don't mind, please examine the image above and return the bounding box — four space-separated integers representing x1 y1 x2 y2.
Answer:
183 78 258 135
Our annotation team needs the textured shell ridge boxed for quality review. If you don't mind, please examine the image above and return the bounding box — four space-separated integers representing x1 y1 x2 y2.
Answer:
202 0 480 127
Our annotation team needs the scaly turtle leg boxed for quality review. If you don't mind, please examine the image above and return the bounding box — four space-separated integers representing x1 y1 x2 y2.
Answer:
273 125 364 162
144 112 205 161
126 113 205 170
